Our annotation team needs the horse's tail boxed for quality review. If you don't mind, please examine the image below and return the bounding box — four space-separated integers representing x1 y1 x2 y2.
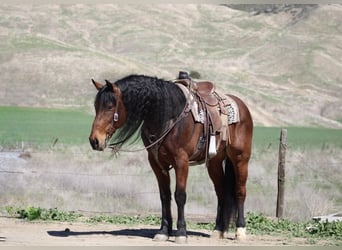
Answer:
223 157 237 232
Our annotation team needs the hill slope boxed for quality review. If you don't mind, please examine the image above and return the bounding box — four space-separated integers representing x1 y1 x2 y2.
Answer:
0 4 341 128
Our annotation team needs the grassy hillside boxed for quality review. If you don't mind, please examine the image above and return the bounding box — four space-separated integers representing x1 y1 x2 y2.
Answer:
0 4 341 128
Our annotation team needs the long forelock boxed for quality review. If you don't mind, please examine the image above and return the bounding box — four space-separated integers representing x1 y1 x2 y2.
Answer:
95 85 116 110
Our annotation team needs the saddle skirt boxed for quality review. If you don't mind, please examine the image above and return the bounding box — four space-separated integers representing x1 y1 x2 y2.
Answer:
175 79 240 145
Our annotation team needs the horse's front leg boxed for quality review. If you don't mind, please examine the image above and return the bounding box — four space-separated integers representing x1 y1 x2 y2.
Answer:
148 153 172 242
173 153 189 244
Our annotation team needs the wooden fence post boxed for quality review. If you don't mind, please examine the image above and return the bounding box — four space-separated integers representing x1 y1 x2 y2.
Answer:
276 128 287 218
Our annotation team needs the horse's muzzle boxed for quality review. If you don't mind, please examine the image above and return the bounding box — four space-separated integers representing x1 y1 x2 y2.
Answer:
89 137 106 151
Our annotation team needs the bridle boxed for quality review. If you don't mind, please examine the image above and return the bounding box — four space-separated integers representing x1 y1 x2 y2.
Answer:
104 80 121 126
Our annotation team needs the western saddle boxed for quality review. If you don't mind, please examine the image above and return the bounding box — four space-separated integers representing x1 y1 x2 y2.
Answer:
174 71 239 157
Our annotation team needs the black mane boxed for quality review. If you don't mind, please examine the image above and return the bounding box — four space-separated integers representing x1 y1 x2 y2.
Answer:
109 74 186 148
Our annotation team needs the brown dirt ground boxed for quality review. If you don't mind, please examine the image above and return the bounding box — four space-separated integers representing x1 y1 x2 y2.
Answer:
0 217 330 246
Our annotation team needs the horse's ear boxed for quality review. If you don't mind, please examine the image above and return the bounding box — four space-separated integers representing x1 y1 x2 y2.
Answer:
105 80 121 95
92 79 104 91
105 80 113 91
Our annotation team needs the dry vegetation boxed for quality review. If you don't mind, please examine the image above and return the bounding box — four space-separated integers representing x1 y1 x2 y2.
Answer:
0 4 341 127
1 143 341 222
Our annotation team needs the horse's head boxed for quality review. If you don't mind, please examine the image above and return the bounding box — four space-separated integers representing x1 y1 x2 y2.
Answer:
89 79 126 151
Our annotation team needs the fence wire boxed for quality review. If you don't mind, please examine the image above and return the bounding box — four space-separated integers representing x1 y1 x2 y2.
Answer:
1 139 341 220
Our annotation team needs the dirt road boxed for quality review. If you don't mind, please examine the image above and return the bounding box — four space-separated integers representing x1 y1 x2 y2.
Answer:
0 217 325 246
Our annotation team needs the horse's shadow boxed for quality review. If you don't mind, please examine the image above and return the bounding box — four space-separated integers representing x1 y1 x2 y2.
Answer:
47 228 210 239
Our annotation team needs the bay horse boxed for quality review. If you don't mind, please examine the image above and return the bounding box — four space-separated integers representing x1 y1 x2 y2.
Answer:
89 74 253 243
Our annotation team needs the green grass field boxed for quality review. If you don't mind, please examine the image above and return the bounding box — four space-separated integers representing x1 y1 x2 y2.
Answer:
0 106 93 148
253 126 342 150
0 106 341 149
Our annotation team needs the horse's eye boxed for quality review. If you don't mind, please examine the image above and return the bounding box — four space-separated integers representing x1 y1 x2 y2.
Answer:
107 104 113 110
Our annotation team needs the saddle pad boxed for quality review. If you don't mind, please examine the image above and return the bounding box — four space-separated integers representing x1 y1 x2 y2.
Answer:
225 97 240 124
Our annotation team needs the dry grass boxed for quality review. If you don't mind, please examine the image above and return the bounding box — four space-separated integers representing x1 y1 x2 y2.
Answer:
248 146 342 221
1 143 341 221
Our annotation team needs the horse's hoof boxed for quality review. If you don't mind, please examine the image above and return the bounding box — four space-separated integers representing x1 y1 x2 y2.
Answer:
153 234 169 242
211 230 224 239
235 227 247 241
175 236 187 244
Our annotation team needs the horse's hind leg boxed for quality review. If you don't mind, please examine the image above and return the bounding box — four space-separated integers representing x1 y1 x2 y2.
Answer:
148 153 172 241
208 151 249 241
229 153 249 241
207 154 226 239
